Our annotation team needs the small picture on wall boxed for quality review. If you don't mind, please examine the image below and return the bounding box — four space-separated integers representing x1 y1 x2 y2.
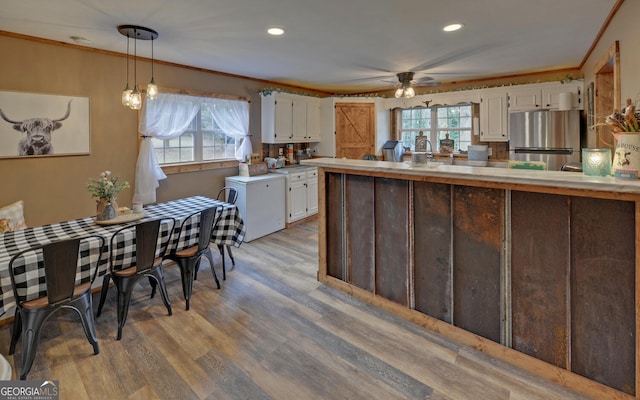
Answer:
0 90 90 158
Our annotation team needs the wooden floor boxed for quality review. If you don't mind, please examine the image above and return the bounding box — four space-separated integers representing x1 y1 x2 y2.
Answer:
0 219 592 399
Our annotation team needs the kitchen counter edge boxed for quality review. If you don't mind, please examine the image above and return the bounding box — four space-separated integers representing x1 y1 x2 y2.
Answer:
301 157 640 195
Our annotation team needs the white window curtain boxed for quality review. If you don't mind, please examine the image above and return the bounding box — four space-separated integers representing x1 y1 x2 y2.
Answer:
134 92 252 205
134 92 201 204
206 99 252 161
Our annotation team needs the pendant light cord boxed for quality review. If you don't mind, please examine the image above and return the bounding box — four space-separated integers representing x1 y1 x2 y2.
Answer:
133 28 137 91
126 36 130 86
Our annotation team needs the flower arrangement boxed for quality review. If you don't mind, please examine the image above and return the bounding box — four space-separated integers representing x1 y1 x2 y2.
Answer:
86 171 130 202
602 98 640 135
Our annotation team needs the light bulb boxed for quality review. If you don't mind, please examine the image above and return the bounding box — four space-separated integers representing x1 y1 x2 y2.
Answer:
395 88 403 99
147 79 158 100
129 87 142 110
405 87 415 98
121 86 132 106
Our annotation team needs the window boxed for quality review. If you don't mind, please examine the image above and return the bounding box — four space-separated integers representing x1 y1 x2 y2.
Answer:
152 103 237 164
398 104 473 152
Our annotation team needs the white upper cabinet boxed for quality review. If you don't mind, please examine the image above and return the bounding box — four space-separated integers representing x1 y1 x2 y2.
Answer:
261 92 323 144
306 98 321 142
508 82 583 112
541 84 582 110
479 88 509 142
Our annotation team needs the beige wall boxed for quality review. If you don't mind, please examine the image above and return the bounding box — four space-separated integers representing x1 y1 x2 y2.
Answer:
0 34 305 226
1 2 638 226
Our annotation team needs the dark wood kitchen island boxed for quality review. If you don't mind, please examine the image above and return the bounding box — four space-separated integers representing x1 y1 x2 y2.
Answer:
302 157 640 400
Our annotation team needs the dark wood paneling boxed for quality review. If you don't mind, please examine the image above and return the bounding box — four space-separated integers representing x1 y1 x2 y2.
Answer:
414 181 452 322
374 178 410 306
570 197 635 395
326 172 344 280
345 175 375 291
511 191 569 368
452 186 503 343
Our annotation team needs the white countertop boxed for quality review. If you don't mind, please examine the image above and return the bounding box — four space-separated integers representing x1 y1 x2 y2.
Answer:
301 158 640 195
269 165 316 175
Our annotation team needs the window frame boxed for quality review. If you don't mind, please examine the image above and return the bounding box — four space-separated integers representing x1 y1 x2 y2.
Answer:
396 103 474 153
139 88 250 175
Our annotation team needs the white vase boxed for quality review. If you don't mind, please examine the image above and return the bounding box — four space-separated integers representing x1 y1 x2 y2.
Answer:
612 133 640 176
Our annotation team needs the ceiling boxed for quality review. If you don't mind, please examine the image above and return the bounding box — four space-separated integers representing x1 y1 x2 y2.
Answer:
0 0 618 94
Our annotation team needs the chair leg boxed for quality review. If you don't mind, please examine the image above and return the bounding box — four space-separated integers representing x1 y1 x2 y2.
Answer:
18 308 52 380
204 248 221 289
9 308 21 355
96 274 111 318
149 276 157 298
217 244 227 281
114 277 136 341
176 258 197 311
74 293 100 354
149 267 173 316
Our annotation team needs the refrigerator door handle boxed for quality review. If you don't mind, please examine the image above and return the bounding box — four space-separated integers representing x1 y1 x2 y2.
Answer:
514 147 574 155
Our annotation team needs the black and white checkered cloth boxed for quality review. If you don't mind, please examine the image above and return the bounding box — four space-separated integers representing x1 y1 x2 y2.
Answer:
0 196 245 315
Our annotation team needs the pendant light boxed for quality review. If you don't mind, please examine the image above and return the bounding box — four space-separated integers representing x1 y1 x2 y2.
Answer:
118 25 159 110
121 36 132 106
129 30 142 110
146 37 158 100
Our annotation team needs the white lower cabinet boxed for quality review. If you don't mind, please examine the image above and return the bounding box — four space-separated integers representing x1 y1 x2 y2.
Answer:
273 167 319 224
224 174 285 242
306 169 318 215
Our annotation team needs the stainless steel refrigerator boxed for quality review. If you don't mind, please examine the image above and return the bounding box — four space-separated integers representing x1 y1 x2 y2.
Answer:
509 110 582 171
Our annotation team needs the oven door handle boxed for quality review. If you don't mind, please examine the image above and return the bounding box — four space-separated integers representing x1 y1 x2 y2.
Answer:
514 147 573 155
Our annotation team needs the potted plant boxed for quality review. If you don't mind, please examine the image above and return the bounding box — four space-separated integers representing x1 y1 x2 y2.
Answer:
86 171 130 219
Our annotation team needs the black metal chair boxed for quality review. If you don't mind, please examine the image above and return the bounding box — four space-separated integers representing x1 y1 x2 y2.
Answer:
8 234 106 380
96 218 175 340
163 206 221 310
215 186 238 279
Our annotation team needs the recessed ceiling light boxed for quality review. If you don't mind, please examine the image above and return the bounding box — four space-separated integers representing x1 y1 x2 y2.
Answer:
443 23 463 32
267 26 285 36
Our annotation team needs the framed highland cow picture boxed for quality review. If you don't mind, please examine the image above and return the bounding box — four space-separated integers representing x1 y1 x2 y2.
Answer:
0 90 90 158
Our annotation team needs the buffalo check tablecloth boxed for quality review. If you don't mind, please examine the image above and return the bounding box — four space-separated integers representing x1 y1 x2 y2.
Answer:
0 196 245 316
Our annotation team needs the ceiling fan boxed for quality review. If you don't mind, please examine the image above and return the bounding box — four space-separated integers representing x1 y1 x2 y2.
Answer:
393 71 440 98
360 43 501 96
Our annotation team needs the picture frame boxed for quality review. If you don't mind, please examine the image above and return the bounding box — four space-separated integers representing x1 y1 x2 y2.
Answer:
0 90 90 158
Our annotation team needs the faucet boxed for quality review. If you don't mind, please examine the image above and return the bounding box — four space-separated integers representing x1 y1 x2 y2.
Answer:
425 140 434 160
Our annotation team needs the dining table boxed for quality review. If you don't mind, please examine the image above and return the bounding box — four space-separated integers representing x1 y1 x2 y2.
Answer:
0 195 245 317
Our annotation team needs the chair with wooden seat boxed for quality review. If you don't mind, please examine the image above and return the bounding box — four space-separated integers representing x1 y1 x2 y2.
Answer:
96 218 175 340
8 234 106 380
215 186 238 279
164 206 221 310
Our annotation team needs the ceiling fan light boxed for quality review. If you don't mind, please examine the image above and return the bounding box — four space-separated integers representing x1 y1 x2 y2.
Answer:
404 87 415 98
395 88 404 99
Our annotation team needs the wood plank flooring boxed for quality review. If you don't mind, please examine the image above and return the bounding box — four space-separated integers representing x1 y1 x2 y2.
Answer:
0 219 593 399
